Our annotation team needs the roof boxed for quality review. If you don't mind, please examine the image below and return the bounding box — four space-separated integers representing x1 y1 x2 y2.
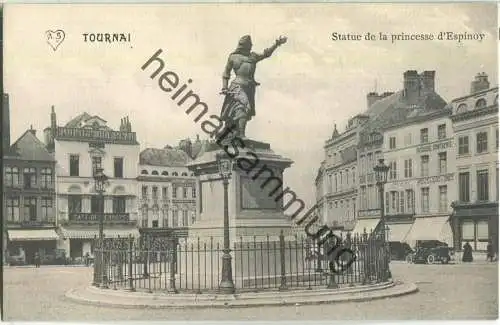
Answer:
9 129 55 161
191 139 210 159
64 112 108 128
140 148 192 167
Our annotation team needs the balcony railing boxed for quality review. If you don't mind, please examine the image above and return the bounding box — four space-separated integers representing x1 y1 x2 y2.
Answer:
68 212 130 223
55 126 137 145
7 218 56 227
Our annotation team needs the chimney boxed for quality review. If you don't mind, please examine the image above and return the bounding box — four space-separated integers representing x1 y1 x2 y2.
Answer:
3 93 10 152
403 70 420 104
381 91 394 98
421 71 435 94
470 72 490 94
367 92 380 108
29 124 36 136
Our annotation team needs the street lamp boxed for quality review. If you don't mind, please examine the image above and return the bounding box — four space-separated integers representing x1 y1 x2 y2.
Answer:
373 158 391 281
94 167 109 288
217 153 235 294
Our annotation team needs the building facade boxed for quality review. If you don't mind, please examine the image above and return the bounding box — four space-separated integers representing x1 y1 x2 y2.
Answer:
450 73 499 252
138 147 196 239
4 126 58 264
383 107 455 247
44 108 141 259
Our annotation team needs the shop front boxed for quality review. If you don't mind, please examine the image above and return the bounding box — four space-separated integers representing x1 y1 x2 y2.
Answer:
351 218 381 238
451 203 498 252
404 215 453 248
7 228 59 264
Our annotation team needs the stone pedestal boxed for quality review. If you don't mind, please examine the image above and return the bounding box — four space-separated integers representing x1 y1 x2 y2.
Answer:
183 139 305 285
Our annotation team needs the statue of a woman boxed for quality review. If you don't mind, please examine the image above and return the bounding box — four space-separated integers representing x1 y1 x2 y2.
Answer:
219 35 287 139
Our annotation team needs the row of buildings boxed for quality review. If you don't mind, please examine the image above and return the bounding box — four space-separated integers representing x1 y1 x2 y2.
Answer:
315 71 498 252
3 98 209 263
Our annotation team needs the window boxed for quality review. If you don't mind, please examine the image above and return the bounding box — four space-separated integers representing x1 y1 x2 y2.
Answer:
70 155 80 176
352 168 356 185
421 188 430 213
183 187 188 198
462 221 475 240
4 167 20 187
406 190 414 213
352 198 356 219
360 186 366 210
141 205 149 227
477 169 489 201
389 161 397 180
182 172 188 176
420 128 429 144
172 186 177 198
172 210 178 227
162 187 168 198
23 167 36 189
114 158 124 178
458 136 469 155
437 124 446 139
152 186 158 199
152 220 159 228
162 171 168 176
334 174 338 192
40 168 53 189
24 197 37 221
6 197 20 221
438 152 447 174
456 103 468 114
476 132 488 153
91 196 104 213
182 210 189 226
496 129 499 150
399 191 405 213
141 186 148 199
420 155 429 177
91 156 102 175
475 98 487 109
404 159 413 178
458 172 470 202
141 170 148 175
497 168 499 201
439 186 448 212
172 172 178 176
389 137 396 149
339 171 343 188
390 191 397 212
152 170 159 175
41 197 53 220
68 195 82 213
192 187 196 198
113 197 126 213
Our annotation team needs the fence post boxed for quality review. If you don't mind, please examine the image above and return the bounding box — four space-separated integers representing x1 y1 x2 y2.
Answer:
100 235 109 289
278 230 287 291
361 229 370 285
167 237 178 294
126 235 135 292
92 234 99 286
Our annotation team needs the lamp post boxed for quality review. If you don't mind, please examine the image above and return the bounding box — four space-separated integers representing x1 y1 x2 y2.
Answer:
93 167 109 288
217 153 235 294
373 158 390 281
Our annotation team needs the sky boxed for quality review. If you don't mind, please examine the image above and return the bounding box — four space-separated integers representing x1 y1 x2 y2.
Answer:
3 3 498 206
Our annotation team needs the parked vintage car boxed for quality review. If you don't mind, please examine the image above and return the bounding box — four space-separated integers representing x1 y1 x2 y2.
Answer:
41 249 70 265
6 247 26 266
405 240 454 264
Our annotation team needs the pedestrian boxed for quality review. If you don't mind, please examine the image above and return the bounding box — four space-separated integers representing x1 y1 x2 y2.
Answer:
34 252 41 268
462 241 473 263
486 240 494 262
84 252 90 266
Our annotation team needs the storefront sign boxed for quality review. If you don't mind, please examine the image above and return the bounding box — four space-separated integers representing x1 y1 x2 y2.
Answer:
69 213 130 222
417 173 454 185
416 139 452 153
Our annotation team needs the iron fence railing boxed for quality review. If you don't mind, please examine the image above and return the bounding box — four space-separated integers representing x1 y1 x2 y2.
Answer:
92 230 390 293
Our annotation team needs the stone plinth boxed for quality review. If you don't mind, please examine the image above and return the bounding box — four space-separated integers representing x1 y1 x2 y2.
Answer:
184 138 302 280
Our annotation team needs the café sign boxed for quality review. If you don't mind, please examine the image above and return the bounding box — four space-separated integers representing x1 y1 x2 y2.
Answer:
416 139 452 153
69 213 130 222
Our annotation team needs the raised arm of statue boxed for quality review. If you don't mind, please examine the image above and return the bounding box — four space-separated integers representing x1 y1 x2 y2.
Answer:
253 36 287 62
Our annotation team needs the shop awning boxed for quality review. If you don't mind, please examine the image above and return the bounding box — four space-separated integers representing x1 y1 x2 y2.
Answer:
351 218 380 237
8 229 59 241
387 223 413 242
59 226 140 239
405 216 453 246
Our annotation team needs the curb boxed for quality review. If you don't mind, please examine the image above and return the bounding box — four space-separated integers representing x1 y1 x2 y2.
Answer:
64 281 418 309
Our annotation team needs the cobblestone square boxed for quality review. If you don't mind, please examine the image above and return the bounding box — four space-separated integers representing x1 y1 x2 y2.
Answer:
3 262 498 321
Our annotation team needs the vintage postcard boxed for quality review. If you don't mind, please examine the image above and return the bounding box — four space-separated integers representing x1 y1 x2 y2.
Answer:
2 2 498 321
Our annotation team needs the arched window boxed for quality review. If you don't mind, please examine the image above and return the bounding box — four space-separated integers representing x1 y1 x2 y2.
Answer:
172 172 178 176
141 170 148 175
190 173 195 176
181 172 188 176
161 171 168 176
456 103 468 114
152 170 159 175
475 98 487 109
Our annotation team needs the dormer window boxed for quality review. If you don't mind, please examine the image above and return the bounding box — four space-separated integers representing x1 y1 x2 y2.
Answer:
456 103 468 114
141 170 148 175
162 171 168 176
475 98 487 109
152 170 159 175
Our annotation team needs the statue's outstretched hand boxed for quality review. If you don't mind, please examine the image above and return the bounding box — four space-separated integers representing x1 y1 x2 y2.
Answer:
276 36 287 46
